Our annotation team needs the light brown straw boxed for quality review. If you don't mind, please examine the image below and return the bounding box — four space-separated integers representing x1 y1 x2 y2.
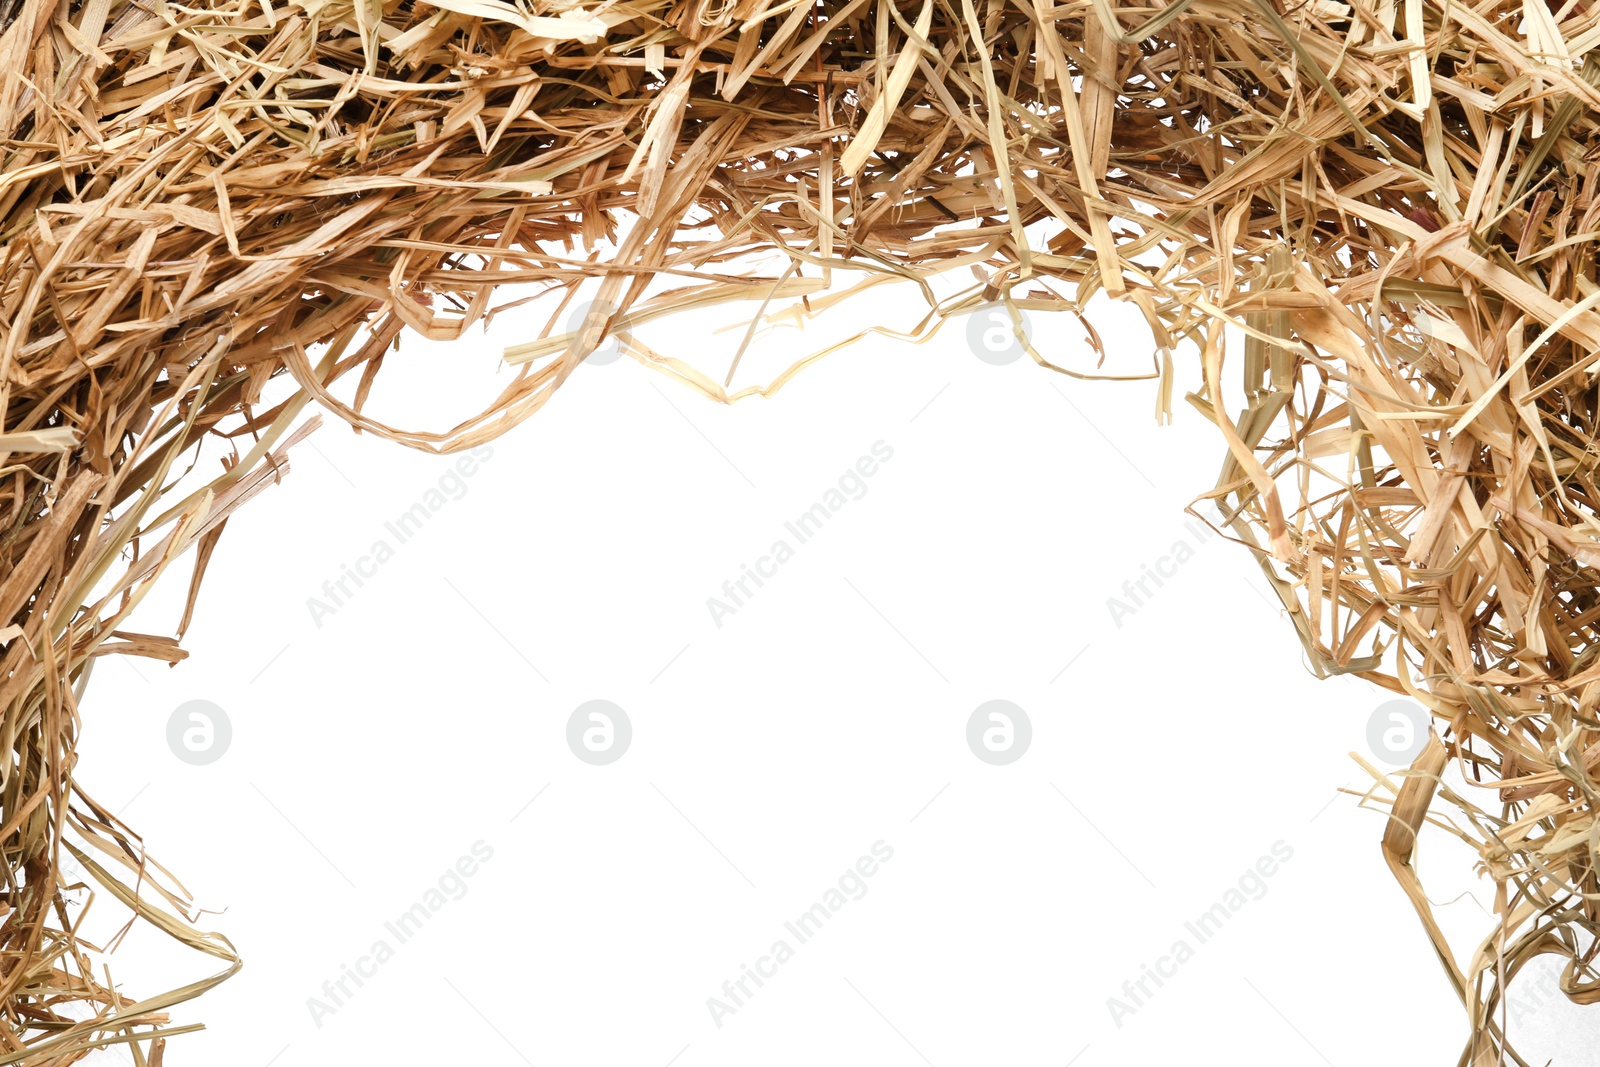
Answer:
2 0 1598 1061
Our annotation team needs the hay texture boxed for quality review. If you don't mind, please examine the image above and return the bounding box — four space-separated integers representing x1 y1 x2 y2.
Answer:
2 0 1599 1060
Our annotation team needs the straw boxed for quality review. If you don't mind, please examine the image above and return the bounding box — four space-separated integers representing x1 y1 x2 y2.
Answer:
3 0 1599 1060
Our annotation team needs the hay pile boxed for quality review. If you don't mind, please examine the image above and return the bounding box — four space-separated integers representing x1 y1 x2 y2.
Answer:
2 0 1599 1059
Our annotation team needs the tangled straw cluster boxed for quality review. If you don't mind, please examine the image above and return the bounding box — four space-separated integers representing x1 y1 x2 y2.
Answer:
3 0 1600 1059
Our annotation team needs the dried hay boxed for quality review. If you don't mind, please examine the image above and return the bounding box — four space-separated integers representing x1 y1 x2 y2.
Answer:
2 0 1599 1060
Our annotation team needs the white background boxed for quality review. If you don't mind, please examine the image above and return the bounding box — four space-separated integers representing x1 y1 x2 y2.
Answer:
72 279 1595 1066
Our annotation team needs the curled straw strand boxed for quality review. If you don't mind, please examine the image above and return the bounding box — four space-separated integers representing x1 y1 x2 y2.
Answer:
3 0 1600 1060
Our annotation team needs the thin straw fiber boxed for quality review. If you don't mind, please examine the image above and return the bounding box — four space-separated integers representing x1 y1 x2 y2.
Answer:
2 0 1598 1061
